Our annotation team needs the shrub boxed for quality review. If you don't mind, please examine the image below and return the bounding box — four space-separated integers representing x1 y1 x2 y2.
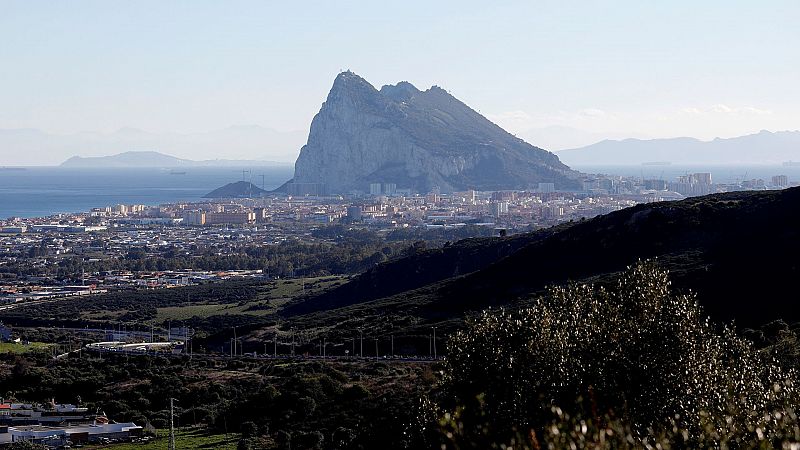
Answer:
434 261 799 448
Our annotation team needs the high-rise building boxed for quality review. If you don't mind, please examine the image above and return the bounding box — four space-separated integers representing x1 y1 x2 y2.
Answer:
538 183 555 193
346 206 363 221
382 183 397 196
369 183 382 196
643 179 667 191
286 183 327 196
772 175 789 187
490 201 509 217
253 207 269 223
205 211 255 225
182 211 206 226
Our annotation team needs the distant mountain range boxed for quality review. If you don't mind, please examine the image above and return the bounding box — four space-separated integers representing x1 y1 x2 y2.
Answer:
516 125 650 152
286 71 580 193
60 151 290 168
0 125 306 166
557 130 800 165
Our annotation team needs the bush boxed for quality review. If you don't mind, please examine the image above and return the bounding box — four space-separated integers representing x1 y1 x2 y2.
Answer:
433 261 800 448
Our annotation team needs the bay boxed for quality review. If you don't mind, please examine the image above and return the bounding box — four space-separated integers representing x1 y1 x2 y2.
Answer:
0 166 293 218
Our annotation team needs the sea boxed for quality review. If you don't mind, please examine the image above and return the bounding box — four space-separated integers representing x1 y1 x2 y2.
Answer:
0 166 294 219
2 164 799 219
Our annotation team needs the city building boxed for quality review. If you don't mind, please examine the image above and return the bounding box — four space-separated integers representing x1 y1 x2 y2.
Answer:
181 211 206 226
772 175 789 187
205 211 256 225
538 183 555 193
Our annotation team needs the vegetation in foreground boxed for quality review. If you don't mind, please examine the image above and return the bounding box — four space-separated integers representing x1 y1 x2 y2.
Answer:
0 352 434 449
426 262 800 449
4 262 800 449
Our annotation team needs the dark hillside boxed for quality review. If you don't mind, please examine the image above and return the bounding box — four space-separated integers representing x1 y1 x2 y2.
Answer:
283 223 571 316
287 187 800 329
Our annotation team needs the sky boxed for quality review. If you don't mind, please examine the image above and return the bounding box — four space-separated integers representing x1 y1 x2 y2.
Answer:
1 0 799 164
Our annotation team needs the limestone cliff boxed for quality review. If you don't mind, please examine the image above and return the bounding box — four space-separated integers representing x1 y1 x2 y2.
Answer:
289 71 580 193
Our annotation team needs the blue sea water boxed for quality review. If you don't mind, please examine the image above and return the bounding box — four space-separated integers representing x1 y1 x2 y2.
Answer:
0 166 294 218
2 164 798 219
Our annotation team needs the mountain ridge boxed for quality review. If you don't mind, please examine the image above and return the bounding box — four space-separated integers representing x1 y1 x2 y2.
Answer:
60 151 291 168
0 126 305 166
557 130 800 165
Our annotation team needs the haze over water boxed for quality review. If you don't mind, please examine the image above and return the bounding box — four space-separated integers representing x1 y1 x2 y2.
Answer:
0 166 293 218
3 164 797 219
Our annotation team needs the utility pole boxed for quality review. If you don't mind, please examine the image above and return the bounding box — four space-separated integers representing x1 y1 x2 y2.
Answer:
168 398 176 450
433 327 437 359
233 327 237 356
359 329 363 358
391 334 394 357
274 334 277 357
375 339 379 360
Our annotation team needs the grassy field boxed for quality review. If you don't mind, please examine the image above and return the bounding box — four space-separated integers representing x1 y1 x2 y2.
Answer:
153 277 347 322
88 428 240 449
0 341 51 354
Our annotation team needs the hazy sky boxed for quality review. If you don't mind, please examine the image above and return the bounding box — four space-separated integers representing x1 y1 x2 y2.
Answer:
1 1 799 157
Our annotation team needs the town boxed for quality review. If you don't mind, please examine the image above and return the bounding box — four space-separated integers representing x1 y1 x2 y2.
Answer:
1 171 795 305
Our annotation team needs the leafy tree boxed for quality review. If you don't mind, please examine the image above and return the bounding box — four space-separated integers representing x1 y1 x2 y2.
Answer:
433 261 799 448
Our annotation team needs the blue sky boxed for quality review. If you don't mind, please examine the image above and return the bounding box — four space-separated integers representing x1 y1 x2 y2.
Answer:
1 1 798 158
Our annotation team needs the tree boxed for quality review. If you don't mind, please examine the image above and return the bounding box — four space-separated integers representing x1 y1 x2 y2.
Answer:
434 261 799 448
240 421 258 439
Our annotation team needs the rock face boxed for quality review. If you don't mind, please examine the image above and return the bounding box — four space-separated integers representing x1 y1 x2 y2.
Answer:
290 72 580 193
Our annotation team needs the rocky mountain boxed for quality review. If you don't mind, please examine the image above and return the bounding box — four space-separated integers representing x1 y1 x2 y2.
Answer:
285 187 800 332
60 151 289 168
204 181 267 198
288 72 580 193
557 130 800 166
